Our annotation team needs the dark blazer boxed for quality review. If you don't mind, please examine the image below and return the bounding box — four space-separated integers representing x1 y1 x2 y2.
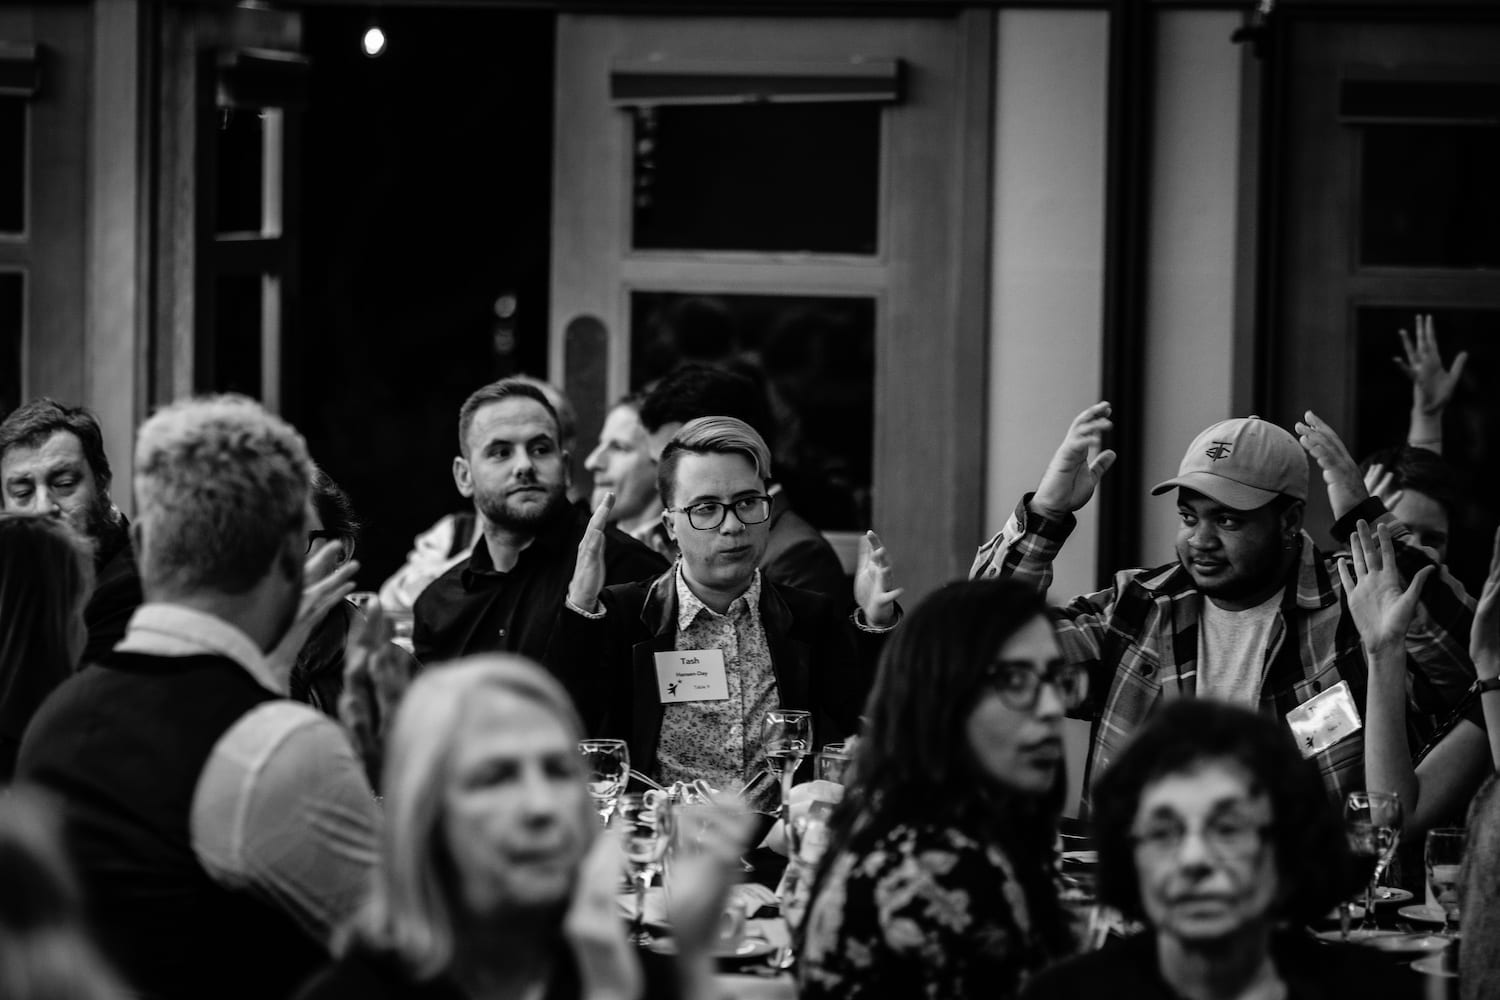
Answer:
83 517 144 663
762 492 850 604
547 569 887 778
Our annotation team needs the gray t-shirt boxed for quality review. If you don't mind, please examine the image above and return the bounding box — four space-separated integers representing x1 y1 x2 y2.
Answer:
1196 589 1284 706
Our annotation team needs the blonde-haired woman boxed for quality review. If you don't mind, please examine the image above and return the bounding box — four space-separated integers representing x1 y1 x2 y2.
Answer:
0 513 93 782
298 655 744 1000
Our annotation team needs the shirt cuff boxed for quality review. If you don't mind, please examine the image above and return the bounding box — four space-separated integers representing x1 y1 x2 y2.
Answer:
565 597 607 619
852 606 901 633
1329 495 1389 545
1020 492 1077 542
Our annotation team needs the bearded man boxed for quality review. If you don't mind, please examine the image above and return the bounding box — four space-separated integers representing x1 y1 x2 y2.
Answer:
412 378 666 665
0 398 143 660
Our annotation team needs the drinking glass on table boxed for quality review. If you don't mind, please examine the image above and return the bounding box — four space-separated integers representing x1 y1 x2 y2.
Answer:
1344 790 1403 934
1426 827 1466 937
618 792 670 944
815 748 853 785
577 738 630 825
762 710 812 846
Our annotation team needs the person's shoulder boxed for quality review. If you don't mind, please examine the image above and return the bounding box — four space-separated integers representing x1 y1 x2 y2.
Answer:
1273 931 1424 998
295 946 458 1000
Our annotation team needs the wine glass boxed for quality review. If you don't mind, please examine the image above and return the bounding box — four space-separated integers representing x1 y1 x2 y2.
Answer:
1425 827 1466 937
618 792 670 944
762 709 812 849
578 738 629 825
1344 791 1403 934
815 748 853 784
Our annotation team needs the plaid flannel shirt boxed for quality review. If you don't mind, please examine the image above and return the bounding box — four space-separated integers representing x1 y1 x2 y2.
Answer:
970 495 1477 809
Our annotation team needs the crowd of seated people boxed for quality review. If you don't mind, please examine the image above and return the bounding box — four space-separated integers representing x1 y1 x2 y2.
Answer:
0 314 1495 999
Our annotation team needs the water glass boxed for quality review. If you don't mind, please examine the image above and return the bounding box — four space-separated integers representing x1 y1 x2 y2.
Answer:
1425 827 1466 937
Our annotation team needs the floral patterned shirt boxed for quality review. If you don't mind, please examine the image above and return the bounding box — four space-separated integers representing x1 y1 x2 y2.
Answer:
799 821 1056 1000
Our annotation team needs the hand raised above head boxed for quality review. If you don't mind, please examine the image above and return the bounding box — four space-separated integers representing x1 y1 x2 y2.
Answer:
267 543 359 682
1396 314 1468 416
1362 462 1404 512
854 529 903 628
1033 402 1117 520
1295 410 1366 521
1336 519 1433 656
567 492 614 615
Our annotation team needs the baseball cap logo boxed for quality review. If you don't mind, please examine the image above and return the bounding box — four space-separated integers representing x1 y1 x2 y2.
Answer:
1205 441 1233 461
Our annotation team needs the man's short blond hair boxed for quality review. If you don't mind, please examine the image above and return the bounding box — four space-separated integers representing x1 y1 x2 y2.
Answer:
657 415 772 507
134 395 311 595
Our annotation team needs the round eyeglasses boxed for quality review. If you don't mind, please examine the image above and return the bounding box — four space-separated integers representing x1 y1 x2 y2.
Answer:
668 495 773 531
1130 818 1270 861
983 662 1089 713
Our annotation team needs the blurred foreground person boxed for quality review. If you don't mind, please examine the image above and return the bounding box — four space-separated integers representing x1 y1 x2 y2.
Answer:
0 788 129 1000
0 398 142 659
298 656 746 1000
1022 700 1416 1000
18 395 375 1000
798 579 1078 999
0 513 93 781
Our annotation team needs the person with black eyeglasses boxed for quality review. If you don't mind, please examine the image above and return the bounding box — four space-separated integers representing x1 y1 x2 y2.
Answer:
797 579 1081 1000
547 415 901 813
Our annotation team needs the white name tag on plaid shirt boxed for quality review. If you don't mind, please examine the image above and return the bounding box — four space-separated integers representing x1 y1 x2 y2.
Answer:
654 649 729 703
1285 680 1362 759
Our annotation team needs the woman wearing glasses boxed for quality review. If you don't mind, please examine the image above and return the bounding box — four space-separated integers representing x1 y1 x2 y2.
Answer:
1021 699 1415 1000
797 579 1082 999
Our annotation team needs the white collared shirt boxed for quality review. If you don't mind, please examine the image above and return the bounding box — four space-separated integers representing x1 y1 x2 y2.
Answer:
117 604 379 947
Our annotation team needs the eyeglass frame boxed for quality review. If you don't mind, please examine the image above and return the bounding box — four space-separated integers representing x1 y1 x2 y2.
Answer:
666 494 774 531
981 661 1090 713
1129 817 1272 861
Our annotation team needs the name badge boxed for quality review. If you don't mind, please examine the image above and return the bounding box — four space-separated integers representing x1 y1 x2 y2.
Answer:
1285 680 1362 759
654 649 729 704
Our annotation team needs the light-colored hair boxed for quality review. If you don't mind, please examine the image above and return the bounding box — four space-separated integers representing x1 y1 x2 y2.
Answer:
657 415 772 507
133 394 311 596
0 514 93 741
350 655 591 978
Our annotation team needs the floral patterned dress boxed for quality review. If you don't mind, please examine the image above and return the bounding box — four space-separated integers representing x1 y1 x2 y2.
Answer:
798 821 1056 1000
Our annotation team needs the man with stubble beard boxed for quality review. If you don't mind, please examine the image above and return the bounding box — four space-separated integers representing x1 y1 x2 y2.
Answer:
413 379 667 666
971 403 1475 810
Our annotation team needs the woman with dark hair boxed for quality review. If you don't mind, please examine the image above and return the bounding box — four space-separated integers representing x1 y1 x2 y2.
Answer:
797 578 1084 999
0 513 93 781
1021 699 1417 1000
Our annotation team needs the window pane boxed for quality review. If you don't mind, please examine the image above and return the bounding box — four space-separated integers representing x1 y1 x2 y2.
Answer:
0 97 24 234
1353 306 1498 595
215 108 265 234
209 274 263 398
631 103 880 254
631 292 875 529
1360 125 1500 269
0 273 20 415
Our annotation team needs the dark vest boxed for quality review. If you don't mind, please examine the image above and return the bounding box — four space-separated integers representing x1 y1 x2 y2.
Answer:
17 651 327 1000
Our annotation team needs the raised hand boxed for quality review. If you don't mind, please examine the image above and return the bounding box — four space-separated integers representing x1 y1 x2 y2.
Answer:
564 818 642 1000
854 529 903 628
1362 462 1404 512
1337 519 1433 655
339 599 413 789
567 492 614 614
1032 402 1116 519
266 542 359 682
1473 526 1500 683
1295 410 1366 520
1396 314 1468 416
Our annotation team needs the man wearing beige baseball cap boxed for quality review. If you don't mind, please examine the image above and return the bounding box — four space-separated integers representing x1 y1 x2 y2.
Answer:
971 402 1476 809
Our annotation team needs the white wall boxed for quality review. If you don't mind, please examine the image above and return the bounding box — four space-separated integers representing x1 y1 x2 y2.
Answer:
987 9 1110 600
1139 10 1247 563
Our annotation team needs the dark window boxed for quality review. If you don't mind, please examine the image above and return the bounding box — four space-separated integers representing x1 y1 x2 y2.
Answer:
0 272 20 416
1360 125 1500 269
1353 306 1498 594
209 274 263 398
631 291 875 529
0 97 24 234
631 103 880 255
215 108 265 234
